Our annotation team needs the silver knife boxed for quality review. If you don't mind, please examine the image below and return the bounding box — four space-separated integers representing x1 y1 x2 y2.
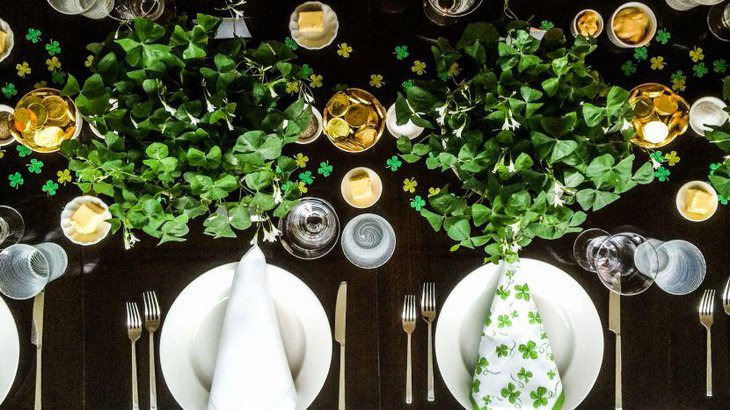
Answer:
335 282 347 410
31 290 45 410
608 290 621 410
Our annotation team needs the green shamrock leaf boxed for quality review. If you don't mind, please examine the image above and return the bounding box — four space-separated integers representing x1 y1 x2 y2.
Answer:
654 166 671 182
410 195 426 211
394 45 409 60
26 28 42 43
317 161 333 177
671 70 686 81
650 151 665 164
45 40 61 56
496 285 510 300
633 47 648 61
547 369 556 380
2 83 17 99
475 357 489 375
42 180 58 196
482 396 492 406
8 172 24 189
515 283 530 301
500 382 521 404
298 170 314 185
517 367 533 383
17 145 32 157
300 64 314 79
27 158 44 174
495 344 509 357
527 311 542 324
713 59 727 74
539 20 554 30
511 310 519 318
402 79 414 90
693 62 708 78
710 162 722 175
518 340 538 359
530 386 549 408
718 194 728 205
497 314 512 328
472 379 481 394
386 155 402 171
655 28 671 44
284 36 298 50
51 70 67 85
621 60 636 76
438 72 449 81
333 83 348 92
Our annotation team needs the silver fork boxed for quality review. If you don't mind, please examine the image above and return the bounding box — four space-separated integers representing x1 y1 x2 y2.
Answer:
421 283 437 402
722 277 730 317
402 295 417 405
699 289 715 397
126 302 142 410
143 291 161 410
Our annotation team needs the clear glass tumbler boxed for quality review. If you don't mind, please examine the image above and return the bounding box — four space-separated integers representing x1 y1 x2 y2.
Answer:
278 197 340 260
0 243 68 300
708 1 730 41
109 0 165 20
423 0 484 26
0 206 24 249
46 0 98 15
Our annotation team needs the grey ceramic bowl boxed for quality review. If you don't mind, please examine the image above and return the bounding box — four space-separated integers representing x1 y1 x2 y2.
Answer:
341 213 396 269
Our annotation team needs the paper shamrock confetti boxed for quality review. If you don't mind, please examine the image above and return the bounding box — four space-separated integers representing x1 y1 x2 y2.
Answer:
42 180 59 196
664 151 680 166
285 81 300 95
299 170 314 185
539 20 554 30
17 145 32 157
308 74 323 88
428 187 441 197
448 63 461 77
713 59 727 74
410 195 426 211
654 166 671 182
284 36 298 50
710 162 722 175
411 60 427 75
394 45 409 60
8 172 24 189
386 155 402 171
85 55 94 68
621 61 637 76
719 194 728 205
337 43 352 58
693 62 708 78
294 153 309 168
34 81 48 89
45 40 61 56
655 28 671 44
689 46 704 63
438 72 449 81
403 177 417 193
650 151 665 168
317 161 333 177
300 64 314 79
57 169 72 184
297 181 308 193
0 150 4 159
634 47 648 61
333 83 348 92
46 56 61 71
369 74 384 88
51 70 67 85
650 56 666 70
671 70 687 92
27 158 44 174
402 80 414 90
25 28 42 43
16 62 31 78
2 83 17 99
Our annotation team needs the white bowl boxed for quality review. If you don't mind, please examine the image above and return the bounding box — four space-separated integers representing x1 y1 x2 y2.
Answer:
296 106 323 144
61 196 113 246
689 96 729 136
289 2 339 50
571 9 604 38
385 103 424 140
675 181 719 222
0 18 14 63
607 2 657 48
0 104 15 147
340 167 383 209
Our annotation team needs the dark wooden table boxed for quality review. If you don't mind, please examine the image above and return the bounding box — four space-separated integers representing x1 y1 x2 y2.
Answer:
1 0 728 408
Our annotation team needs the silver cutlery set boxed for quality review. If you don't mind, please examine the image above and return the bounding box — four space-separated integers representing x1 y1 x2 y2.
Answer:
401 282 437 405
126 291 162 410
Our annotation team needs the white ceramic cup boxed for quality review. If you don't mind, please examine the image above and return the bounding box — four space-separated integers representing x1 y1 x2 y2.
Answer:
571 9 605 38
675 181 719 222
689 96 729 136
607 2 657 48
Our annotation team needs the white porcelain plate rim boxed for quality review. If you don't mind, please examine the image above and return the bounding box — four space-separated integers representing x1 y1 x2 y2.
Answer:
0 296 19 404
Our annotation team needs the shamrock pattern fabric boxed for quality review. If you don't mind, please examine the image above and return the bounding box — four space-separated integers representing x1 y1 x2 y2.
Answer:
471 263 564 410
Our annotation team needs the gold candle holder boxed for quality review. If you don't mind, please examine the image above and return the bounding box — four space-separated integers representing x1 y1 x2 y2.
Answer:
629 83 689 148
322 88 385 153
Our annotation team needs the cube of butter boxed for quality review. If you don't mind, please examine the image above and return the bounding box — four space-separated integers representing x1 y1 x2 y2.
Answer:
70 202 106 234
298 11 324 33
0 31 6 55
685 188 714 216
349 172 372 201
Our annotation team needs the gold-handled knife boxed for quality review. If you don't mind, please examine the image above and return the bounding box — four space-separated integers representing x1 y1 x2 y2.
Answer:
335 282 347 410
31 290 45 410
609 290 621 410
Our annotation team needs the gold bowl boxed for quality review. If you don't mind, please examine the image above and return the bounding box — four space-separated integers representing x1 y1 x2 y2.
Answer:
10 87 82 153
322 88 385 153
628 83 689 148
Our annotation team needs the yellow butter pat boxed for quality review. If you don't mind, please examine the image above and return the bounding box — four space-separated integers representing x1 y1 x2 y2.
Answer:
0 31 6 55
685 188 714 215
349 172 372 201
70 202 106 234
298 11 324 33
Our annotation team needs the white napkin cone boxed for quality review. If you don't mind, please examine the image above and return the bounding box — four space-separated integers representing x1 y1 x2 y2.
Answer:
208 245 297 410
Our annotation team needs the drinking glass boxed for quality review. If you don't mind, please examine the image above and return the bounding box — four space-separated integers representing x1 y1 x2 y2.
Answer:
574 229 659 295
109 0 164 20
0 206 24 249
82 0 115 19
423 0 484 26
278 197 340 260
0 243 68 300
708 1 730 41
46 0 98 15
648 239 706 295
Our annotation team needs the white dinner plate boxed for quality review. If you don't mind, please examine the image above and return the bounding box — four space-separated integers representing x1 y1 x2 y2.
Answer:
160 263 332 410
435 258 603 410
0 296 19 404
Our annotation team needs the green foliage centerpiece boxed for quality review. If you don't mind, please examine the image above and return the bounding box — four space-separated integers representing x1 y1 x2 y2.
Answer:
396 22 655 262
61 15 314 248
705 77 730 203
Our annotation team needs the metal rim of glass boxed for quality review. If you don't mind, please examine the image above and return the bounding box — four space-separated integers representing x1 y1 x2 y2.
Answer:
0 205 24 250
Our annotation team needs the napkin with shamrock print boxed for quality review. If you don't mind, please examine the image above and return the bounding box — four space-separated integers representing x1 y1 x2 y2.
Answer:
470 263 564 410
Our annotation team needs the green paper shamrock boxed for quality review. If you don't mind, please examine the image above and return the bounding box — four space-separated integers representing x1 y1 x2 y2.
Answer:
664 151 680 166
438 72 449 81
693 62 708 78
386 155 402 171
42 180 58 196
17 145 32 157
317 161 333 177
719 194 728 205
2 83 17 99
634 47 648 61
714 59 727 74
333 83 348 92
671 70 686 82
298 170 314 185
621 61 637 76
428 187 440 197
45 40 61 56
26 28 42 43
539 20 554 30
410 195 426 211
51 70 67 85
394 45 409 60
655 28 671 44
27 158 44 174
710 162 722 175
402 79 414 90
300 64 314 79
284 36 298 50
654 166 671 182
8 172 24 189
650 151 665 164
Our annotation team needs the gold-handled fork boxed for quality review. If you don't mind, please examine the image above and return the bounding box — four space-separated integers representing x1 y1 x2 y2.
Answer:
699 289 715 397
143 291 161 410
126 302 142 410
421 283 437 402
402 295 417 405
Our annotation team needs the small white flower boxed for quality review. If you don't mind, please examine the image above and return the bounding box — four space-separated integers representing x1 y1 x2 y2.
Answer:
435 103 448 126
263 225 281 242
501 110 520 131
620 120 633 131
651 158 662 170
273 184 283 204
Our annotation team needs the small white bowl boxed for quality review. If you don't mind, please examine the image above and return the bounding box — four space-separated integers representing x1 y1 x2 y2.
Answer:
289 2 339 50
61 195 113 246
571 9 604 38
689 96 729 136
296 106 323 144
0 18 14 64
340 167 383 209
385 103 424 140
607 2 657 48
675 181 719 222
0 104 15 147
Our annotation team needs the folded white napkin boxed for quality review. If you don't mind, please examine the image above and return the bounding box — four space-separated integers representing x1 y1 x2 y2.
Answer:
470 262 564 410
208 246 297 410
